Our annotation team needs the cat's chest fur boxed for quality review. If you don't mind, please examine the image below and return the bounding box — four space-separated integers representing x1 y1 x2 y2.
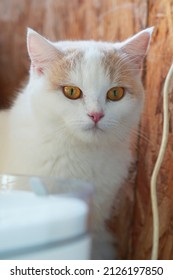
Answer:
37 138 130 188
1 117 130 196
22 128 130 189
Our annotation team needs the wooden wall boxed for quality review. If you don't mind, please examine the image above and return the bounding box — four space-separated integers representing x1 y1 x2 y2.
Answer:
132 0 173 260
0 0 173 259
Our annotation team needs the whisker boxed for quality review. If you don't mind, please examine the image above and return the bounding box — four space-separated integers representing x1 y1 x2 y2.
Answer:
106 119 153 145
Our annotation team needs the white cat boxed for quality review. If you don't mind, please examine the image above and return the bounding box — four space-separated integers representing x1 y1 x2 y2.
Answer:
0 28 153 259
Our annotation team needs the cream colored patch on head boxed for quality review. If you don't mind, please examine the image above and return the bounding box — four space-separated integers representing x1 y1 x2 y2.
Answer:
101 48 143 97
47 49 83 89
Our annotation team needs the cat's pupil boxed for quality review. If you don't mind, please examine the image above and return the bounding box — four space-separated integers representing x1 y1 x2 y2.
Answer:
114 90 118 96
70 88 74 95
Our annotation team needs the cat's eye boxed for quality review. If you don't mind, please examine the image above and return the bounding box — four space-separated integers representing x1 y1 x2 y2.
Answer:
63 86 82 100
107 87 124 101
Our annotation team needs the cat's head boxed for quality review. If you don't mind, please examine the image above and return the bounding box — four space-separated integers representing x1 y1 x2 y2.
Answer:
27 28 153 143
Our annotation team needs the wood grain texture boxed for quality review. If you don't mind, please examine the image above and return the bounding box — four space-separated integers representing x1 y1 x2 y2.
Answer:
0 0 173 259
130 0 173 260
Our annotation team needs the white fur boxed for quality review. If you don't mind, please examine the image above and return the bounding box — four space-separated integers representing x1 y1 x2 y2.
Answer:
0 28 152 259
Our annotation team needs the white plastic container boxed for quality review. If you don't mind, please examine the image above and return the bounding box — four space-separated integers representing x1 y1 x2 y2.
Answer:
0 175 93 260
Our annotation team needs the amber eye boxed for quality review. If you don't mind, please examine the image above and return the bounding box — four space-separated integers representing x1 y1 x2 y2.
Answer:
63 86 82 100
107 87 124 101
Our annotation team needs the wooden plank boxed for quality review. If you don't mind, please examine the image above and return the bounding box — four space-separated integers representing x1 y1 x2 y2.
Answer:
130 0 173 259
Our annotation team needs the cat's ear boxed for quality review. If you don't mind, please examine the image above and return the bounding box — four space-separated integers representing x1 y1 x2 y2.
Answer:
120 27 154 70
27 28 62 75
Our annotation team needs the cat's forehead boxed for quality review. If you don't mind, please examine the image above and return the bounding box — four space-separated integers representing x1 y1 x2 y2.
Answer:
54 40 123 66
48 40 136 92
52 40 123 81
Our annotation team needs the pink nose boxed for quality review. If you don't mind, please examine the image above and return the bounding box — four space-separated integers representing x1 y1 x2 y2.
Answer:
88 111 104 123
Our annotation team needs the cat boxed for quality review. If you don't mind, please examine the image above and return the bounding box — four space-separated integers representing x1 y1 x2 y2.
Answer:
0 27 153 259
